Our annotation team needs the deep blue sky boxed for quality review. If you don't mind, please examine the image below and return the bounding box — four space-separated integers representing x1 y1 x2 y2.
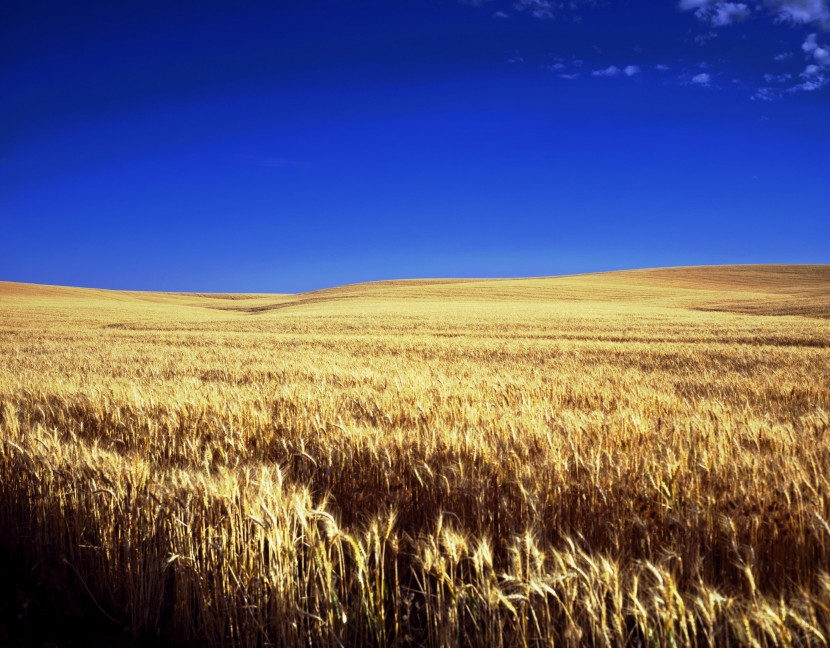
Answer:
2 0 829 292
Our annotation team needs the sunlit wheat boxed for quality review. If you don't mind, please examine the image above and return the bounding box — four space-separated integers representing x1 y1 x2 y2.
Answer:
1 265 829 645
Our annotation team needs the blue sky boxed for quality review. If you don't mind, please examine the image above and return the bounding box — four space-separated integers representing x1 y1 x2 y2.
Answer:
2 0 828 292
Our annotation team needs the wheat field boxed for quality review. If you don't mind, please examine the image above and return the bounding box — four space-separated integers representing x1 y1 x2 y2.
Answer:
1 265 830 646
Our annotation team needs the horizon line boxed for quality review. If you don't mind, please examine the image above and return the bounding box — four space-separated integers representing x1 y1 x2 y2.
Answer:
3 262 828 297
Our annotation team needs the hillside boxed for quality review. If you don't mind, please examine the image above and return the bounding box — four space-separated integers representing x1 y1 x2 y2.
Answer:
3 264 829 319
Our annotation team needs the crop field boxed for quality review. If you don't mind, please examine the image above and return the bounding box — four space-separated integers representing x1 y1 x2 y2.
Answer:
1 264 830 646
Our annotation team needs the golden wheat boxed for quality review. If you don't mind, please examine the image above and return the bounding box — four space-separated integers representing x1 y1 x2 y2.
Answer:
1 265 829 646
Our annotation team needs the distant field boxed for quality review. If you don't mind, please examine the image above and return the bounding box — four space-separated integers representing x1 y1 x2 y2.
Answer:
1 265 830 646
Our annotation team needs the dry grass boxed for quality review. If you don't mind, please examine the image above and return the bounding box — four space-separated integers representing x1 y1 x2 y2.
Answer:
1 264 829 646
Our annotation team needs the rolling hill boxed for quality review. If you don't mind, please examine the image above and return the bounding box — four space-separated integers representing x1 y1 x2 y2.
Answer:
3 264 829 319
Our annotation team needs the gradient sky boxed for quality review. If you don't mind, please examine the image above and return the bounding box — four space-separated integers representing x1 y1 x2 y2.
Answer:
2 0 829 292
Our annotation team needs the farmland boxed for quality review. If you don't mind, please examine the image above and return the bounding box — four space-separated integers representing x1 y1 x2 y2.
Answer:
1 265 830 646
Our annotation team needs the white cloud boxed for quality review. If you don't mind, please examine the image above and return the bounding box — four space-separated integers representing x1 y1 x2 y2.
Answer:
590 64 641 77
493 10 510 18
792 63 830 88
803 32 830 63
593 65 622 76
694 2 752 26
736 22 830 97
788 33 830 90
692 72 712 84
655 64 671 70
558 73 580 79
508 0 606 21
715 2 752 24
680 0 830 29
766 0 830 26
695 31 717 44
803 31 821 49
513 0 557 19
753 86 781 99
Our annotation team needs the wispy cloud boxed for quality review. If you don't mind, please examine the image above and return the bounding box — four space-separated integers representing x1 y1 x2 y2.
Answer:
463 0 830 98
592 64 641 77
792 63 830 88
764 71 794 80
692 2 753 26
753 86 782 99
789 32 830 88
694 31 718 43
770 0 830 27
747 32 830 95
507 0 600 22
803 31 830 63
680 0 830 29
544 56 587 78
677 0 830 96
513 0 556 19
